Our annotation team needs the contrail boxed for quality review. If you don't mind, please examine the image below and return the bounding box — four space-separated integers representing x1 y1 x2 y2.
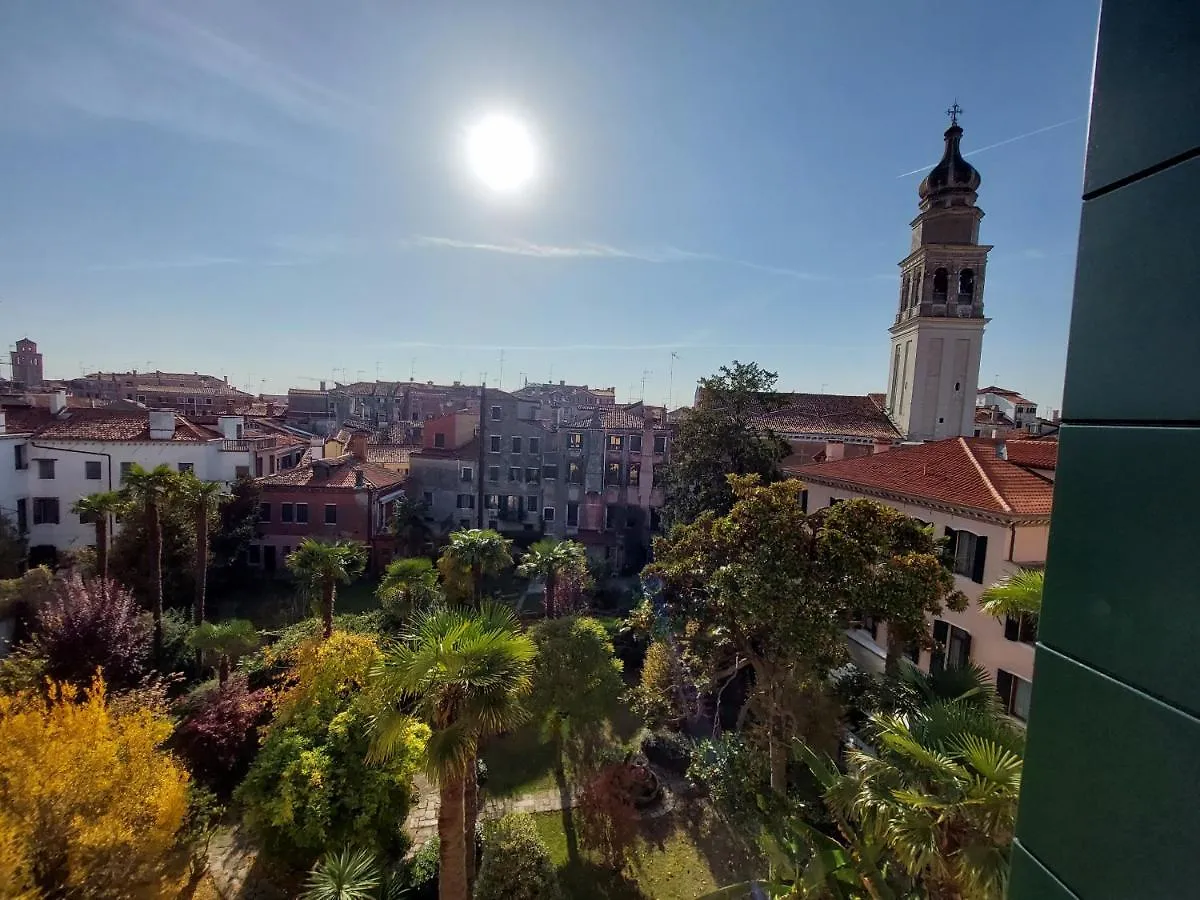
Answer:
897 116 1086 178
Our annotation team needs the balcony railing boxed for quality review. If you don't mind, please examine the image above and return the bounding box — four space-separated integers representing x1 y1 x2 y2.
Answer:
221 436 280 451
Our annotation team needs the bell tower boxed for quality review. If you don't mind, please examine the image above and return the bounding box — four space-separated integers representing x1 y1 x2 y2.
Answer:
886 104 991 442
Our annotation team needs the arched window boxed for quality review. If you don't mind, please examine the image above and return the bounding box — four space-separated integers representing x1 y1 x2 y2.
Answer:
959 268 975 299
899 276 909 314
932 267 948 301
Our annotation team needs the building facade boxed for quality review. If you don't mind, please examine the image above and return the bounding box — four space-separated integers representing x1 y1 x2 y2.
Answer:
69 370 253 414
886 111 991 442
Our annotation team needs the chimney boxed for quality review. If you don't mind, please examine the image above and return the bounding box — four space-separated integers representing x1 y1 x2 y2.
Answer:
355 469 365 488
319 380 326 391
348 431 368 458
223 374 228 384
50 390 67 415
218 415 244 440
310 436 325 461
560 379 565 386
996 440 1008 460
149 409 175 440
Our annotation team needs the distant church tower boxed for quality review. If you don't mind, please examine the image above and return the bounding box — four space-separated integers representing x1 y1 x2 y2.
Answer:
10 338 44 388
886 105 990 442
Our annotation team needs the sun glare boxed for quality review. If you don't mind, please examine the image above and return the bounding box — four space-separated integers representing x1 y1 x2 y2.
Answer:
466 113 538 193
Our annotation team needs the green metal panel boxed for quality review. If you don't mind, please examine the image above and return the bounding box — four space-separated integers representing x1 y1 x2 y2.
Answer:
1009 843 1080 900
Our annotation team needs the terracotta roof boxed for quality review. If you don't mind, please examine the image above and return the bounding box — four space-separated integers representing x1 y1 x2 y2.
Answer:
1 405 57 433
561 405 664 431
372 423 414 444
975 407 1015 427
977 386 1031 402
126 383 251 397
799 437 1054 519
365 445 412 464
751 393 902 442
1004 440 1058 471
256 454 405 490
31 409 220 442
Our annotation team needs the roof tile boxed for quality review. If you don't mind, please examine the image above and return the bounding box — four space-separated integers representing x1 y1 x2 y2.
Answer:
256 454 405 490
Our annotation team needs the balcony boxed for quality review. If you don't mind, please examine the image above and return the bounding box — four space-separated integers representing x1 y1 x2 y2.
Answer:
221 436 281 452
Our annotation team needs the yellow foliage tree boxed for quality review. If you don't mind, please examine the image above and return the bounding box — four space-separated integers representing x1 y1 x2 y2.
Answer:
0 676 190 899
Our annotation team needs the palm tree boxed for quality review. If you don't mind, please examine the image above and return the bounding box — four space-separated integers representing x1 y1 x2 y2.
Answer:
391 495 433 557
188 619 259 685
370 604 535 900
812 699 1025 900
178 474 225 667
376 556 441 622
286 538 368 639
516 538 589 618
980 568 1044 620
120 463 179 655
70 490 124 581
437 529 512 606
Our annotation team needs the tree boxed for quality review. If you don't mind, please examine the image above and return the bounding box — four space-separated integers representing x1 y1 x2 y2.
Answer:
32 575 151 691
237 633 427 862
474 813 563 900
109 478 196 628
189 619 259 685
817 499 965 672
0 675 190 898
808 698 1024 900
0 511 25 579
436 529 512 606
630 639 686 729
370 605 535 900
69 491 123 582
210 476 262 574
517 539 590 618
980 568 1044 620
119 463 181 656
302 847 381 900
391 495 434 557
576 764 641 873
376 557 441 624
177 474 225 667
287 538 368 639
661 360 791 524
173 675 269 796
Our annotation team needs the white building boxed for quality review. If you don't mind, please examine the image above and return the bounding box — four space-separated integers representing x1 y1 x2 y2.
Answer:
798 437 1056 724
1 401 298 561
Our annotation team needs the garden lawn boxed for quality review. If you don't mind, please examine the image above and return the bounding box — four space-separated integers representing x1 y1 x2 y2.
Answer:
531 802 762 900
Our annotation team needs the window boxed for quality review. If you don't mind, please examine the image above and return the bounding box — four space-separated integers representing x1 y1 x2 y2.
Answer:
457 494 475 509
512 436 522 453
248 545 262 565
606 462 621 485
296 503 309 524
488 465 500 482
178 462 194 474
629 434 642 452
1004 613 1039 645
490 405 502 421
958 268 975 299
608 434 623 451
136 395 146 404
205 398 213 405
996 669 1032 722
527 494 539 513
568 432 583 449
324 504 337 525
529 437 540 455
932 266 949 300
78 506 97 525
15 498 26 533
525 467 540 483
628 462 641 486
605 505 622 530
567 501 580 526
542 463 558 480
944 528 988 583
930 620 971 674
434 432 446 448
542 506 555 522
281 503 294 523
36 459 55 480
85 460 102 480
13 444 27 470
490 435 501 453
235 465 250 479
653 435 667 454
120 462 134 483
259 503 271 522
423 491 434 506
460 518 471 528
486 495 500 510
509 467 522 482
568 461 583 484
32 497 59 525
461 466 473 482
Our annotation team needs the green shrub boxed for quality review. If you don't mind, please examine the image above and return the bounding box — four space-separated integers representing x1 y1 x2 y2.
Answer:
403 837 439 899
474 813 562 900
640 728 693 774
687 734 772 832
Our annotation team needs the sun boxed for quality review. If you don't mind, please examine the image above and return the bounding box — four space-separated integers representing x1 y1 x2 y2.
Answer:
466 113 538 193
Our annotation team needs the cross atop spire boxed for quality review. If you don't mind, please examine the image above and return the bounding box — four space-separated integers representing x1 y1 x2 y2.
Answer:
947 101 963 127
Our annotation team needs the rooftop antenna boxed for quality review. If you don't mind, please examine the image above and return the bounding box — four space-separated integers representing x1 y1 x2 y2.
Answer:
410 358 416 380
376 361 382 381
498 349 505 390
641 369 652 402
518 371 528 387
668 352 678 409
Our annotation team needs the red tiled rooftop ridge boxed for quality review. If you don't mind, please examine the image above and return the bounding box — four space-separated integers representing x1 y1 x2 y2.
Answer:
799 437 1054 519
257 454 405 490
751 392 903 442
30 409 220 442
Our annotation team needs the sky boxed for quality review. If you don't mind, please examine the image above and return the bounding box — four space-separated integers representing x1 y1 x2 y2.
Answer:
0 0 1100 411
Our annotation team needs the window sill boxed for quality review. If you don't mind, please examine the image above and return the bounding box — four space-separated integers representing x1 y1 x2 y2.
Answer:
846 629 887 660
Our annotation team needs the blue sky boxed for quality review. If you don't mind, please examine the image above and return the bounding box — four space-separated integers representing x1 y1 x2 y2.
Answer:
0 0 1098 411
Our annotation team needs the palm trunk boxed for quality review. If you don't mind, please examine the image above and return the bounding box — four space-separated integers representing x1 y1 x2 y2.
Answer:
544 571 557 618
95 518 109 582
464 751 479 892
884 626 904 676
218 653 230 686
472 562 482 606
149 500 163 658
194 504 209 669
322 578 336 639
437 773 468 900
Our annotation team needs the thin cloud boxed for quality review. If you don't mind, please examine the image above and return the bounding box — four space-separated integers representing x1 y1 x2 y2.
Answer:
404 235 828 280
85 255 310 271
382 340 871 352
897 116 1085 178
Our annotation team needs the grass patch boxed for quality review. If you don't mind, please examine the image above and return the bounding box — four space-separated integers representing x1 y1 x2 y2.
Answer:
210 576 381 629
531 803 762 900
